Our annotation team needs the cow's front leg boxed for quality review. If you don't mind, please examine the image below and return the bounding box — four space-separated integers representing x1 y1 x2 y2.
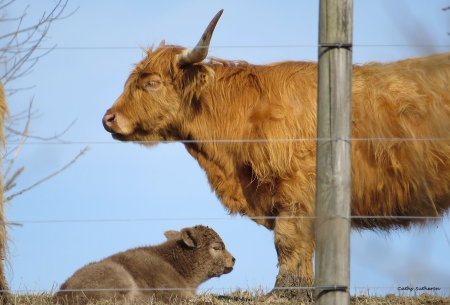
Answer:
271 214 315 301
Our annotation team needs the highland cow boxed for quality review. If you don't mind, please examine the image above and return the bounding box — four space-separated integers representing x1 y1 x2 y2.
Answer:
53 225 235 304
102 10 450 296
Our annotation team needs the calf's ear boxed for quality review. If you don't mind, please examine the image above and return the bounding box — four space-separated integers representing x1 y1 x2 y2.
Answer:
181 228 203 248
164 230 181 240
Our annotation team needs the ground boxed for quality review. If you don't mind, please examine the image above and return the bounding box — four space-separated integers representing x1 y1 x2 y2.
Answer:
10 289 450 305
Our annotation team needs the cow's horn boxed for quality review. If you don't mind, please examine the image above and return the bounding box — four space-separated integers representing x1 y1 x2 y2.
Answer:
177 9 223 67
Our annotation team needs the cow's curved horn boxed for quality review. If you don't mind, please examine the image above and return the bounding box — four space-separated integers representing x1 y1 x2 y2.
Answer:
177 9 223 67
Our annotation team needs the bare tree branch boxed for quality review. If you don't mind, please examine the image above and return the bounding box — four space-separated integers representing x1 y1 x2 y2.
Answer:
5 146 89 202
5 118 76 142
0 0 79 90
4 222 22 227
4 85 35 96
1 99 86 201
3 98 32 179
0 1 15 12
0 1 80 298
3 165 22 192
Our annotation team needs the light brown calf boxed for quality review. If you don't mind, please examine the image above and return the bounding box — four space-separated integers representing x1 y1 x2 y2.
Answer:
53 225 235 304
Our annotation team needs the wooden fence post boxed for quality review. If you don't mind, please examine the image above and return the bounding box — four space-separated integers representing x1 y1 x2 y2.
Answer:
315 0 353 304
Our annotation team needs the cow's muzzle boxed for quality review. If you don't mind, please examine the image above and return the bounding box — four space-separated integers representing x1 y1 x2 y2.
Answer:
102 110 115 133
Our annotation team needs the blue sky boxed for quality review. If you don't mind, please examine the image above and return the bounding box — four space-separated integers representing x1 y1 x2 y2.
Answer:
2 0 450 296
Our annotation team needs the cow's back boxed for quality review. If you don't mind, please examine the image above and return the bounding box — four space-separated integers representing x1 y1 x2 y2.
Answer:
351 52 450 228
203 54 450 229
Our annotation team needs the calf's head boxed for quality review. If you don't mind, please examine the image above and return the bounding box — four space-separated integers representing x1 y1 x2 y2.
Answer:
166 225 235 278
102 10 223 146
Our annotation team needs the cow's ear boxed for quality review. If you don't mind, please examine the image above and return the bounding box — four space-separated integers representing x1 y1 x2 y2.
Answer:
164 230 180 240
177 65 215 115
181 228 202 248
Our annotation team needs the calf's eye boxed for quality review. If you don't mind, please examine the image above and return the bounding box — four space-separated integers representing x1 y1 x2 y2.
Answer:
213 246 220 251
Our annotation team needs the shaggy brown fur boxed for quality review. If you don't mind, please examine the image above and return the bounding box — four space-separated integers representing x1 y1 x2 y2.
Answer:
53 225 234 304
0 81 9 303
102 15 450 296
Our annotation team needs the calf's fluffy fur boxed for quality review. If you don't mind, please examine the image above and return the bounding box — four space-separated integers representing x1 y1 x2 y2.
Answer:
53 225 235 304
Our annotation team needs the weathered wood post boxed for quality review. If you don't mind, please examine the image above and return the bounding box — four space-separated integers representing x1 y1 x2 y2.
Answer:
315 0 353 304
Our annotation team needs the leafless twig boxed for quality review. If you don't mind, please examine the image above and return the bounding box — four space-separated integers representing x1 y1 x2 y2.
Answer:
5 146 89 202
2 100 86 200
0 0 79 90
0 1 80 298
5 119 76 142
3 165 22 192
3 98 32 179
0 1 85 204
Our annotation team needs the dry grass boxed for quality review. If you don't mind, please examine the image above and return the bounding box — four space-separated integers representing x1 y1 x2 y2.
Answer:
4 290 450 305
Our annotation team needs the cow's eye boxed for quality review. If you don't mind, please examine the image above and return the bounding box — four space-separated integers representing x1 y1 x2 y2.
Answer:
146 81 160 88
213 246 221 251
142 79 161 91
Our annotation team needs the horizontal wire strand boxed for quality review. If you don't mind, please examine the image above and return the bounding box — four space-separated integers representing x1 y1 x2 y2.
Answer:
5 215 447 226
5 136 450 146
6 285 449 294
4 44 450 51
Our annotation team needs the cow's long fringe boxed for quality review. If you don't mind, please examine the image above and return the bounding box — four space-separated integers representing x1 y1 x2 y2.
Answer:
0 81 9 304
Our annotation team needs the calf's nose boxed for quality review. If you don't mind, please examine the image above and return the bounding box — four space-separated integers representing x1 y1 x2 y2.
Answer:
102 111 116 132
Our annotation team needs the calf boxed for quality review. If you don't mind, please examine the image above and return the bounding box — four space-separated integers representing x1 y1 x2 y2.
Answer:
53 225 235 304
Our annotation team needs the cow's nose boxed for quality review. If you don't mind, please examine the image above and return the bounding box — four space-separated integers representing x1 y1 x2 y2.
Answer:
232 256 236 263
102 112 115 131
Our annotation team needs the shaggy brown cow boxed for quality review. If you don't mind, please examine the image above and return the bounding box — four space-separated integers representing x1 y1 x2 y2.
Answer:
53 225 235 304
103 10 450 296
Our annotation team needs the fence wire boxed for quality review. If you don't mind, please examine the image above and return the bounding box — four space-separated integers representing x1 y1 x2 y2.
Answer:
9 44 450 51
5 285 450 295
5 136 450 146
5 215 448 225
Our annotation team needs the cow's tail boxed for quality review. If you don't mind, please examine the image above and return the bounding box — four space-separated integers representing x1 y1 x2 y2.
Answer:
0 81 9 304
